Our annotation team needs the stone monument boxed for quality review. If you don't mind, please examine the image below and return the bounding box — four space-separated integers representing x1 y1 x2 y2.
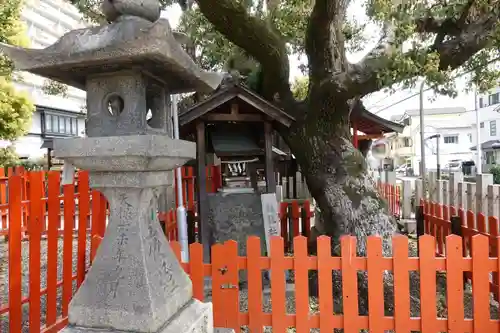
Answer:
0 1 231 332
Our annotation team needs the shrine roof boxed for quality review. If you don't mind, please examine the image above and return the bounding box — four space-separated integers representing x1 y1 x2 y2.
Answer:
179 82 295 127
351 103 404 135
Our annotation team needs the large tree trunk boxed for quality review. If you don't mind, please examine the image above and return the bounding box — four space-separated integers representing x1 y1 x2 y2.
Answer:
284 103 396 257
283 103 398 315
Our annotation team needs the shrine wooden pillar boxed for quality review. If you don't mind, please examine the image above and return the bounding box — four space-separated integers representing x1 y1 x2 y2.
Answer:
196 121 210 262
264 121 276 193
352 121 359 148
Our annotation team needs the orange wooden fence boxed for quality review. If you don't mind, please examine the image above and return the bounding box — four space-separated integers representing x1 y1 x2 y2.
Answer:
0 172 178 333
279 200 311 252
423 199 500 300
6 225 500 332
8 173 500 332
377 182 401 217
169 234 500 332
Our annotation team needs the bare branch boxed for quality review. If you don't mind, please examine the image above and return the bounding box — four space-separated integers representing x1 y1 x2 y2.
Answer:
194 0 293 102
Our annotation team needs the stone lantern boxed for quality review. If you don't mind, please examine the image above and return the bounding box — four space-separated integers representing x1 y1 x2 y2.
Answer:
0 1 226 332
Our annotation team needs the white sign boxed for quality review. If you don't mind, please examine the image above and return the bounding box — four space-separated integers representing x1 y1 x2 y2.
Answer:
260 193 280 254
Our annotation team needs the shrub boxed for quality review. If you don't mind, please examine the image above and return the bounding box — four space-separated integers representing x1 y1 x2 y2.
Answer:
490 165 500 184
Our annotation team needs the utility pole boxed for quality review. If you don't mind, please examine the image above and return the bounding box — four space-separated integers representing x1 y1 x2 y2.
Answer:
475 89 482 174
419 80 426 198
426 134 441 179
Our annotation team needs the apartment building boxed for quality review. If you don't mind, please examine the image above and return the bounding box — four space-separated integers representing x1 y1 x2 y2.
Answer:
388 107 475 172
10 0 87 160
469 88 500 169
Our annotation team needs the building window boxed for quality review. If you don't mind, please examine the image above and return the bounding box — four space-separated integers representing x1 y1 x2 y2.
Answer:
468 133 472 142
491 120 497 136
45 113 79 135
490 93 500 105
403 137 411 147
479 97 484 108
443 135 459 144
480 122 485 128
486 151 496 164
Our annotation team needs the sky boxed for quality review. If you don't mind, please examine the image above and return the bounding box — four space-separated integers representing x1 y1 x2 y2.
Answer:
161 3 477 120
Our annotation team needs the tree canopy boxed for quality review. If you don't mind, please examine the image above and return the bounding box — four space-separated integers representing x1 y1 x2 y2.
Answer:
70 0 500 101
0 0 34 142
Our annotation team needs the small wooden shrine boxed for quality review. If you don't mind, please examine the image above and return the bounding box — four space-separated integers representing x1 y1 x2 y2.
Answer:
179 80 294 259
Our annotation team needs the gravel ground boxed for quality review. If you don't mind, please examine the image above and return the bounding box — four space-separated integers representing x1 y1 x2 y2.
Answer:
0 235 91 333
1 235 499 333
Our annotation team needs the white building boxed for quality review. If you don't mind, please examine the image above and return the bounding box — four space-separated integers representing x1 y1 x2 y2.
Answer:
469 87 500 169
10 0 87 160
388 107 475 173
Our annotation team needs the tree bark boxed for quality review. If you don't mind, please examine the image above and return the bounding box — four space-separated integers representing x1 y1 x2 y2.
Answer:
283 101 396 257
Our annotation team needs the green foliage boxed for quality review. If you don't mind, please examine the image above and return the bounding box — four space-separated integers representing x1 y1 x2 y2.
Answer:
365 0 500 94
0 77 34 140
0 146 19 167
291 76 308 100
0 0 35 141
42 80 69 97
490 166 500 184
17 159 45 171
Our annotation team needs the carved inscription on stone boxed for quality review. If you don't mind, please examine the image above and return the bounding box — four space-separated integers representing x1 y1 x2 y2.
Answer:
260 193 280 255
144 198 178 294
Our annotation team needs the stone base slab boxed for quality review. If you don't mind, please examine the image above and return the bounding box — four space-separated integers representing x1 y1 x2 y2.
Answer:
62 300 214 333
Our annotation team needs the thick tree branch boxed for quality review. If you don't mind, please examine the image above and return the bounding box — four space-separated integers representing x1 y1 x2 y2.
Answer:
194 0 293 102
326 10 498 99
306 0 347 80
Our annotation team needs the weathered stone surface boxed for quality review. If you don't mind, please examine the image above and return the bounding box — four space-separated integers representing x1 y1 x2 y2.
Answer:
54 135 195 171
83 71 171 137
207 192 266 256
102 0 161 23
68 187 192 332
63 300 214 333
0 16 222 94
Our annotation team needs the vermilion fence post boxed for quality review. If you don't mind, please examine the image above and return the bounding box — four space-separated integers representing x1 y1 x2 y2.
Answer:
90 190 103 262
291 200 300 237
28 172 43 332
247 237 263 333
8 175 22 333
302 200 311 238
294 236 310 332
317 236 334 332
393 236 411 332
341 236 359 332
0 169 7 234
419 235 437 331
477 213 487 234
472 235 491 331
279 202 288 251
46 171 60 327
270 237 286 332
367 236 384 333
189 242 205 301
489 216 499 300
446 235 465 331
